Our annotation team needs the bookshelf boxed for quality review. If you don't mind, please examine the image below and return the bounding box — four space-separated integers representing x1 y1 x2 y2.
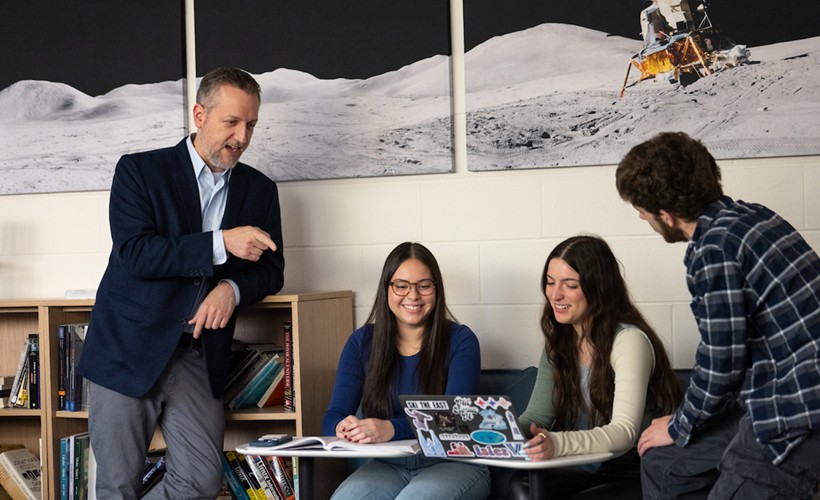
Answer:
0 291 353 500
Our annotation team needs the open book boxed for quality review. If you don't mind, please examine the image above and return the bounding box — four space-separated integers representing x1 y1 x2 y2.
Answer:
249 436 419 454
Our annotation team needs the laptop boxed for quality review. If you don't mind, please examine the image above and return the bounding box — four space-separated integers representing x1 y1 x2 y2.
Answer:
399 394 529 460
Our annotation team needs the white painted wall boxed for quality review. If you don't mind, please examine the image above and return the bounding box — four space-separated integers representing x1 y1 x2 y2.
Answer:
2 1 818 370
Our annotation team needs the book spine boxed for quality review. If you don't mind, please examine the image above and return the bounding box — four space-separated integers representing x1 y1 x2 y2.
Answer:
8 336 31 406
269 456 295 500
66 325 76 412
27 334 39 410
67 434 75 500
12 361 30 408
72 324 88 412
223 350 264 404
79 436 90 500
73 435 83 500
66 324 89 412
260 456 287 500
256 357 285 408
57 325 67 410
283 322 294 412
237 454 265 500
225 451 258 500
220 453 251 500
246 454 281 500
60 437 69 500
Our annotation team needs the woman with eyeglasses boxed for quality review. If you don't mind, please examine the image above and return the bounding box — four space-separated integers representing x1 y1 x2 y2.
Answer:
510 235 682 499
323 241 490 500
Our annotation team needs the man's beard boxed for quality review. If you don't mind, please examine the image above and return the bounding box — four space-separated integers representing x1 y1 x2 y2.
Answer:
655 215 688 243
206 146 242 171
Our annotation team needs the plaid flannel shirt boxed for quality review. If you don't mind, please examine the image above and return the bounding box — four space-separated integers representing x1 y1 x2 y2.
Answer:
669 197 820 464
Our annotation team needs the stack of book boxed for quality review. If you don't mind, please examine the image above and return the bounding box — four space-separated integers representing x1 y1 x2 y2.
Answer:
5 334 39 410
57 323 90 412
224 332 291 411
221 451 294 500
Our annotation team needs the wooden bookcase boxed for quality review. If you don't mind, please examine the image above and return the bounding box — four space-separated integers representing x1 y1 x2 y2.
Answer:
0 291 353 500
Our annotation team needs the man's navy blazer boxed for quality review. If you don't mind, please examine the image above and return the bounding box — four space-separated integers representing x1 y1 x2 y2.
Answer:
78 138 285 399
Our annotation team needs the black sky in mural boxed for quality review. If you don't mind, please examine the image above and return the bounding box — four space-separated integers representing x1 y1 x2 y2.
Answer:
1 0 817 96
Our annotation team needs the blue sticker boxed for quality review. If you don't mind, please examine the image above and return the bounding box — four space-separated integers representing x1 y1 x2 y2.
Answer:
471 430 506 445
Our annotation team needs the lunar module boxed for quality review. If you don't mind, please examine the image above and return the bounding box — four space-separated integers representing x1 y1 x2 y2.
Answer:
620 0 749 96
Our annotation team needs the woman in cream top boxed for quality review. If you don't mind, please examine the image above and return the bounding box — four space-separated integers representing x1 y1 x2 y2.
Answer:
512 235 682 499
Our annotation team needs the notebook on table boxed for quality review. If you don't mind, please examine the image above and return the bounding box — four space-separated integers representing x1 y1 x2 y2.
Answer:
399 394 529 460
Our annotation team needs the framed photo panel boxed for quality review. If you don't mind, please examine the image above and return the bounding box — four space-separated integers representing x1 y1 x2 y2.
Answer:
463 0 820 172
0 2 186 195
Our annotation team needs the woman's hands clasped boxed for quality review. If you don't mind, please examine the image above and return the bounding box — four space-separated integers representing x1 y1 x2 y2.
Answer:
335 415 395 444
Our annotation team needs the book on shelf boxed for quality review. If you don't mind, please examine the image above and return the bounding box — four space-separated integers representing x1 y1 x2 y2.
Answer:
237 454 265 500
11 361 29 409
0 448 41 500
228 354 283 410
282 322 294 412
58 437 69 500
8 336 33 408
72 433 90 500
224 450 259 500
68 432 89 500
220 453 251 500
26 335 39 410
247 436 420 454
256 365 286 409
224 344 281 406
63 323 90 412
57 325 67 410
244 454 281 500
266 456 294 500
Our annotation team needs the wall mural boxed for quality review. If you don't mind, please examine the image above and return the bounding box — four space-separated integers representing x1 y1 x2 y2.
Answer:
463 0 820 171
0 1 453 195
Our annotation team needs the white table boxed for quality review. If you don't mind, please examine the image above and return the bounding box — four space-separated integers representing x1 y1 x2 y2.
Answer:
449 451 614 469
236 441 419 500
449 451 616 500
238 441 616 500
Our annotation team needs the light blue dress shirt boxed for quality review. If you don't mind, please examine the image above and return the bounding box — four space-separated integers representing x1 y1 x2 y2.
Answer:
186 135 240 305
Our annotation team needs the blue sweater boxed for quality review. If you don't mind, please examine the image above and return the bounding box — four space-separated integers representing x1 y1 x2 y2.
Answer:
322 322 481 439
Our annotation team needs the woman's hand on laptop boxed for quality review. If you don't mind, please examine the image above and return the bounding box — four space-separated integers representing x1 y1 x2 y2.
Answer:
522 423 556 461
335 415 396 444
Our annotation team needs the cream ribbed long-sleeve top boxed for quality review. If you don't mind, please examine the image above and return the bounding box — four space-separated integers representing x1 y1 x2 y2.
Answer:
518 324 657 458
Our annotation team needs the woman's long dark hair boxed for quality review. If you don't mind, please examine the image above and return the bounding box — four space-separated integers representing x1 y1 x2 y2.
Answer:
361 242 454 419
541 235 682 429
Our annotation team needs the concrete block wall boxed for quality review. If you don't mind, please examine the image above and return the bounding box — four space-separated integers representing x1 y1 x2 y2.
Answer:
3 154 814 370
